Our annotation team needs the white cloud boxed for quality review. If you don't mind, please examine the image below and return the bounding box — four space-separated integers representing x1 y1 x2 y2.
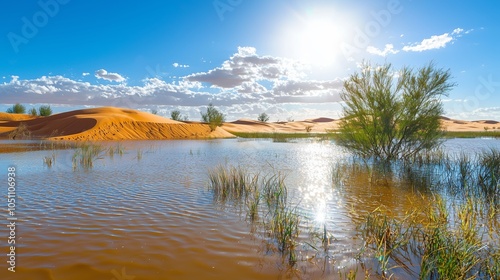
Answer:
403 33 453 52
402 27 471 52
94 69 126 82
366 44 399 57
452 28 464 35
0 47 344 120
82 72 90 76
186 46 305 88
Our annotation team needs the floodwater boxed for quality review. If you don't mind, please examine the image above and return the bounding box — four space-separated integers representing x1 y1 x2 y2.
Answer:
1 138 499 280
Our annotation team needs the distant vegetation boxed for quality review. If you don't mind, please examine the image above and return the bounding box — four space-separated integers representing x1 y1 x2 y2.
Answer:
29 108 37 116
257 112 269 122
7 104 52 116
6 103 26 114
201 103 225 131
338 62 455 161
38 105 52 116
170 110 188 121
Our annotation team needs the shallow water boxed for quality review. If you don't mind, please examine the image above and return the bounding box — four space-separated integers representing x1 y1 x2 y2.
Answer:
1 138 499 279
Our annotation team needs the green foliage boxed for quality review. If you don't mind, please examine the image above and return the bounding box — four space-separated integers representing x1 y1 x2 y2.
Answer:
29 108 38 116
151 109 158 115
6 103 26 114
38 105 52 116
170 110 188 121
258 112 269 122
201 103 225 131
338 62 455 161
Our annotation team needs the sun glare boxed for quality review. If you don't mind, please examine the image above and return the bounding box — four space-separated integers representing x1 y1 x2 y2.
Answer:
275 8 348 68
298 18 339 66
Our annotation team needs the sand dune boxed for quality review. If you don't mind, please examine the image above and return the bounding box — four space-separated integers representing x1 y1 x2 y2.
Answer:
1 107 499 141
0 107 233 140
223 118 339 134
441 118 500 132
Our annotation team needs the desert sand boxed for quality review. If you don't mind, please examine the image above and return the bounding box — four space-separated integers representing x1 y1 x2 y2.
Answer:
0 107 499 141
0 107 233 140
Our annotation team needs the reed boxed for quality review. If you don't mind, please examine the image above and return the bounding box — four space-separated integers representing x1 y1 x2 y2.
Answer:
267 205 301 266
136 149 143 160
208 165 301 265
72 142 104 170
208 165 257 203
262 174 288 212
107 143 125 157
359 195 500 279
43 153 56 167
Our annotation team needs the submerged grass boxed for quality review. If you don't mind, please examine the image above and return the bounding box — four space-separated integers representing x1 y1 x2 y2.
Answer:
43 153 56 167
72 142 105 170
208 165 300 265
207 146 500 278
360 195 499 279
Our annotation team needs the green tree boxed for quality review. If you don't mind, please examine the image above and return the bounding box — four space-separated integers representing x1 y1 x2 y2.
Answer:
201 103 226 131
170 110 189 121
171 110 181 120
6 103 26 114
338 62 455 161
29 107 38 116
38 105 52 116
258 112 269 122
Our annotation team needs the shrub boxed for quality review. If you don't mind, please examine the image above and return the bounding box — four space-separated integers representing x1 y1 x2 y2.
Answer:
258 112 269 122
201 103 225 131
6 103 26 114
29 108 38 116
170 110 189 121
38 105 52 116
338 62 455 161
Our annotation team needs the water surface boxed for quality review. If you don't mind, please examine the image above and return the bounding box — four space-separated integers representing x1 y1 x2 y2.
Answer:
1 138 499 279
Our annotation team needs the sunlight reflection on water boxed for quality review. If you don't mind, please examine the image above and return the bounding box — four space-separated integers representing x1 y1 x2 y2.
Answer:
1 138 500 279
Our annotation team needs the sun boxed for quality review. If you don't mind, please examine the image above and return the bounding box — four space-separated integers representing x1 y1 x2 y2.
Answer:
274 8 347 68
297 18 339 67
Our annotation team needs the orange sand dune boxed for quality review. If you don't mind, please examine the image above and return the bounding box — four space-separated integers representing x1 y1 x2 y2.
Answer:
441 118 500 132
225 117 500 134
0 107 234 140
223 118 339 134
0 112 37 122
1 107 499 141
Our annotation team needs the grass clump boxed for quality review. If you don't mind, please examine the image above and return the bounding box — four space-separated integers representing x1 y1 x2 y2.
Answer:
43 153 56 167
208 165 258 203
8 123 31 139
359 195 500 279
72 142 104 170
107 143 125 158
268 206 301 265
208 165 300 266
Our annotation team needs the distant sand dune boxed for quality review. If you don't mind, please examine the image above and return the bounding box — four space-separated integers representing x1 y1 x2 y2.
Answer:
1 107 499 141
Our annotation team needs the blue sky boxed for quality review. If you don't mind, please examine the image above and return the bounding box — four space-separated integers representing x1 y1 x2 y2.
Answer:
1 0 499 121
